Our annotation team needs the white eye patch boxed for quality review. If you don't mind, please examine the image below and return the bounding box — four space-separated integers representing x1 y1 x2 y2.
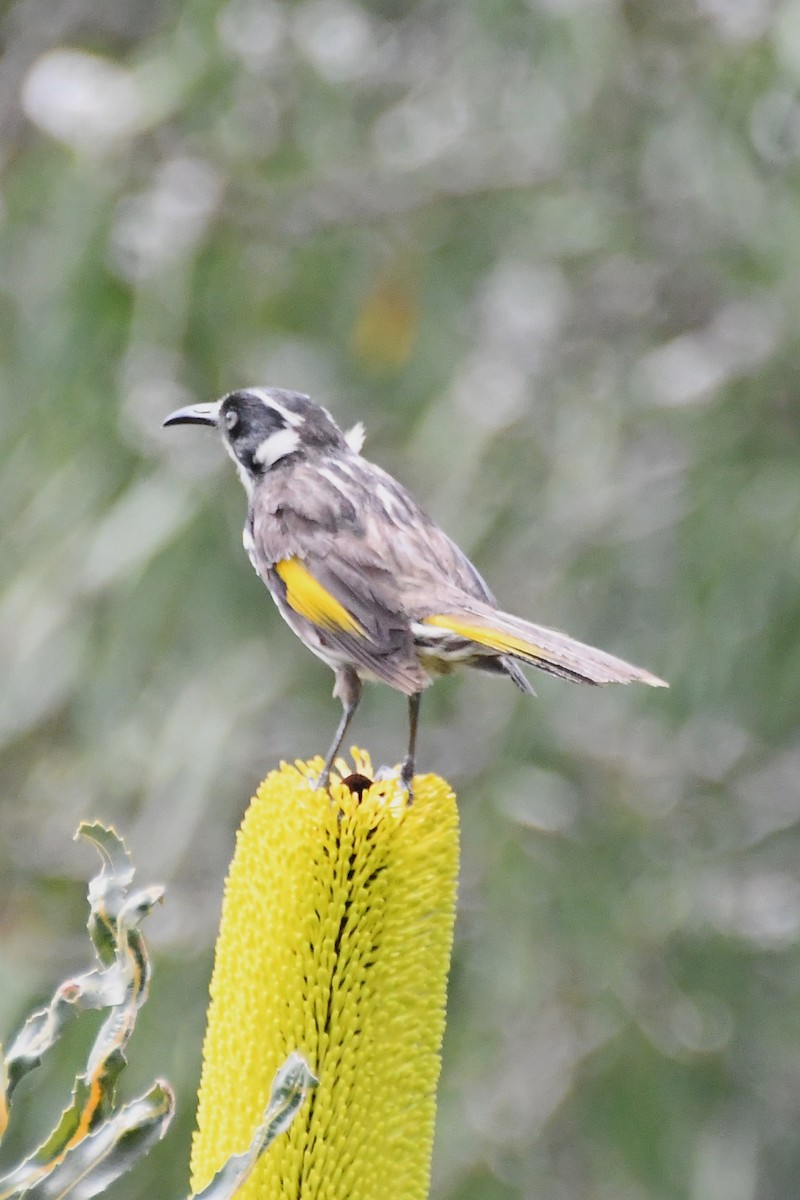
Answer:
254 426 301 467
246 388 304 428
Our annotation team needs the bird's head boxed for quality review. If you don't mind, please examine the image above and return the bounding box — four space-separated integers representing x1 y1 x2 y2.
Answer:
163 387 364 491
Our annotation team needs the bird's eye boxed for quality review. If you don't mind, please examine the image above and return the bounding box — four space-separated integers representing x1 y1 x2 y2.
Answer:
224 408 239 433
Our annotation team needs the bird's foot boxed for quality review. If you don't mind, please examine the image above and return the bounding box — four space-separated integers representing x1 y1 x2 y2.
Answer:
372 762 414 804
312 764 332 793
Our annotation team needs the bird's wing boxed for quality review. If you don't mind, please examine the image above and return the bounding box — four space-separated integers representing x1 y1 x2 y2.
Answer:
339 467 665 688
250 460 428 694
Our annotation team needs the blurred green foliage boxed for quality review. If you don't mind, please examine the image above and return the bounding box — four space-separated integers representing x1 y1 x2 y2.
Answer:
2 0 800 1196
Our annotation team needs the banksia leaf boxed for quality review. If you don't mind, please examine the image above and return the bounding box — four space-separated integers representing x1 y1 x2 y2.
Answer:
12 1082 174 1200
191 752 459 1200
0 824 173 1199
191 1054 317 1200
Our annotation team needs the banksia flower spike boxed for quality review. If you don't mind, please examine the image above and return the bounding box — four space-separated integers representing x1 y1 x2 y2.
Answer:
191 752 459 1200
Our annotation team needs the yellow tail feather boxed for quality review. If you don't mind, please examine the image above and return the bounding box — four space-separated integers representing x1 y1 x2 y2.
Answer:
421 613 667 687
423 614 561 664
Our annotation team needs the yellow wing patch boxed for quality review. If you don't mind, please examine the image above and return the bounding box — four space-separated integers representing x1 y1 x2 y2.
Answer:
421 614 558 663
275 557 365 635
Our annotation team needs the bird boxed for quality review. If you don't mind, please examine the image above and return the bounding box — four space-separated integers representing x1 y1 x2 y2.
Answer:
163 387 667 794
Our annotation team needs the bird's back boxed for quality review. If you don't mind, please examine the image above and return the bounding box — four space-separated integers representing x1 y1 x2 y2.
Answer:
250 448 498 619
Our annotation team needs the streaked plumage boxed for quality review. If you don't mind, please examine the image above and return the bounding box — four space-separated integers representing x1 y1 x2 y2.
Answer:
164 387 666 792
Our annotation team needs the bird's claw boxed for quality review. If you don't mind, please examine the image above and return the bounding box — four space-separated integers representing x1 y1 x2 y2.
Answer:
312 767 332 793
372 762 415 804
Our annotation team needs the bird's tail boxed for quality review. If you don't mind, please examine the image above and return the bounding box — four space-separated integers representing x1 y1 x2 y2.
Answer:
419 603 667 688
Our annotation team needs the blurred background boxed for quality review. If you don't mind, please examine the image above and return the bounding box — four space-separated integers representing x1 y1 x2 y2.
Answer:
1 0 799 1196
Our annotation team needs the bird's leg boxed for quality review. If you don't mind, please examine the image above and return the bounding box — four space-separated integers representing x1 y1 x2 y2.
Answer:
316 666 362 791
400 691 422 800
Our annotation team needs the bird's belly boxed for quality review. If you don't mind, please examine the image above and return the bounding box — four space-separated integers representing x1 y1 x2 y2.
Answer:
416 652 457 678
267 585 347 670
264 575 400 686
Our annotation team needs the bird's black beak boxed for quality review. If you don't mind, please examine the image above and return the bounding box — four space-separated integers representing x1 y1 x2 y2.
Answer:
162 401 222 428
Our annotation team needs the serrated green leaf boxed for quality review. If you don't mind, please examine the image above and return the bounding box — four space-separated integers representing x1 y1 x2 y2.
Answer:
190 1054 317 1200
77 824 135 967
119 885 165 928
1 1082 174 1200
3 825 153 1113
75 824 133 885
0 823 166 1196
4 978 98 1102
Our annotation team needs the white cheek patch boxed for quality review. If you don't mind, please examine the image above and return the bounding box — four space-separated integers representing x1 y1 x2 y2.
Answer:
246 388 304 428
254 426 301 467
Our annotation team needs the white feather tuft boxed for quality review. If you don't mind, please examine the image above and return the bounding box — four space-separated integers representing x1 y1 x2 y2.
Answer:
345 421 366 453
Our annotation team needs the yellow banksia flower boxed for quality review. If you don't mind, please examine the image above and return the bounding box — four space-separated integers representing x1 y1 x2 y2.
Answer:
191 751 459 1200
